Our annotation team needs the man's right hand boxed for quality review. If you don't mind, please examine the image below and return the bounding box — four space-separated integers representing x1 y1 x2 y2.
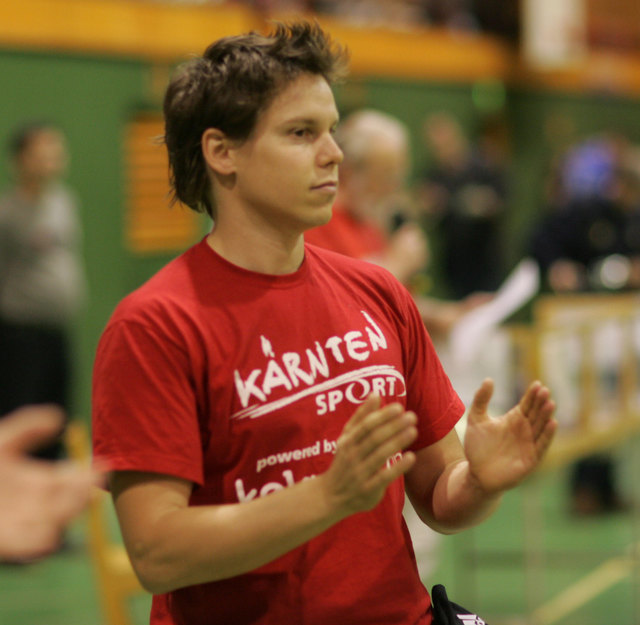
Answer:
321 395 417 517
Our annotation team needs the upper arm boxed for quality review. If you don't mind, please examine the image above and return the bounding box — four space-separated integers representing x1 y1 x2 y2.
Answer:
110 471 193 573
404 428 465 525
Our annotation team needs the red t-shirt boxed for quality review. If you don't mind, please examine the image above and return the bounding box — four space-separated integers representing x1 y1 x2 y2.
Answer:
304 201 388 261
92 239 463 625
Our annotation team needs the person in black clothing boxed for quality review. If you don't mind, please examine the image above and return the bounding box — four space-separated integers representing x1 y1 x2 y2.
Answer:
530 135 640 515
531 169 640 294
420 112 507 299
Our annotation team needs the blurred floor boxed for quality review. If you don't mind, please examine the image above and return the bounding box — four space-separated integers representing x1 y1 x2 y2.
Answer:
429 454 639 625
0 520 151 625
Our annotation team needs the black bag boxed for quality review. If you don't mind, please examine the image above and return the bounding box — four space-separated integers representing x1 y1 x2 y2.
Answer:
431 584 488 625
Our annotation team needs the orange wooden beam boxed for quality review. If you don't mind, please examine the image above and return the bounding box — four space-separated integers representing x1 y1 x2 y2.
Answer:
1 0 640 96
0 0 513 80
0 0 259 61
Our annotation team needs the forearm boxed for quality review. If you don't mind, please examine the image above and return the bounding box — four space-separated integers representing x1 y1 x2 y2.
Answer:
408 379 556 535
113 398 418 594
115 475 343 594
411 458 502 535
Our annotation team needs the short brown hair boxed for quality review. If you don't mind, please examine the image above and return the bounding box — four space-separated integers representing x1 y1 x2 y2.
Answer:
163 21 349 217
8 121 60 159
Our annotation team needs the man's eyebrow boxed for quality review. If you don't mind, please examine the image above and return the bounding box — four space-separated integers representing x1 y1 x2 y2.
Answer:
281 115 340 127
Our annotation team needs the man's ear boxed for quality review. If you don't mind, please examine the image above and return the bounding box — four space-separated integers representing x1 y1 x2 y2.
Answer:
202 128 236 176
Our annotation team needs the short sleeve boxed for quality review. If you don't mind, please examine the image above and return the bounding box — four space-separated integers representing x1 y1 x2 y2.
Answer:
391 282 465 450
92 317 204 485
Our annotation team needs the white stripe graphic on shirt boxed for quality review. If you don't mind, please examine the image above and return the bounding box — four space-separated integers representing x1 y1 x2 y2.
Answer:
230 364 406 420
458 615 485 625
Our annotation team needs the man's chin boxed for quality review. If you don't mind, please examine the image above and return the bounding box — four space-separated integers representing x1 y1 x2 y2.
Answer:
307 203 334 228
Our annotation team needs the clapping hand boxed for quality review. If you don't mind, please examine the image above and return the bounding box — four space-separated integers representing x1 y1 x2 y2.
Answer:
464 379 557 495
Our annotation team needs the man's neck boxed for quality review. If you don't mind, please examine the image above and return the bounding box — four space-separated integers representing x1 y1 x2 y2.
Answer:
16 179 46 203
206 224 305 276
338 189 385 229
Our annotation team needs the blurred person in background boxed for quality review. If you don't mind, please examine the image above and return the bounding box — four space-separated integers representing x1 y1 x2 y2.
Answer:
0 404 100 562
419 111 507 300
0 122 87 460
306 109 488 343
529 132 640 515
309 0 431 29
531 133 640 294
422 0 479 31
305 109 428 285
309 0 490 33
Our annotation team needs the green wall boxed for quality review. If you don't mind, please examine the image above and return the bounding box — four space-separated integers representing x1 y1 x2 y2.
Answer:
1 46 639 419
0 48 177 418
337 76 480 170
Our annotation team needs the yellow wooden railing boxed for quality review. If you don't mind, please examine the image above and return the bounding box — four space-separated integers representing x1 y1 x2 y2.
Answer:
519 293 640 472
483 293 640 625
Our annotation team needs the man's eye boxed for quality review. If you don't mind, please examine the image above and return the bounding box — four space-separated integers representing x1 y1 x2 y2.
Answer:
293 128 311 138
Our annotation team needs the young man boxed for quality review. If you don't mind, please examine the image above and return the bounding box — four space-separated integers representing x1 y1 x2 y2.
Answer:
92 22 556 625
